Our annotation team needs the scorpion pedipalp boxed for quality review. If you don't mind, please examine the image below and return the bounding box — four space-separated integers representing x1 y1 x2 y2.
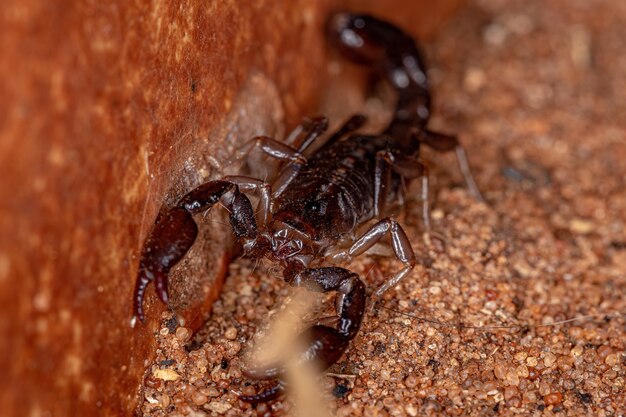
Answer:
242 267 366 401
132 181 257 321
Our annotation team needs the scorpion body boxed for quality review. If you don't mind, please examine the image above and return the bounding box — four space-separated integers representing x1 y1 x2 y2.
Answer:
133 13 482 402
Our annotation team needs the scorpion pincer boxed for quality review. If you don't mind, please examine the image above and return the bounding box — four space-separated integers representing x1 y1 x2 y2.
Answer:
132 12 483 402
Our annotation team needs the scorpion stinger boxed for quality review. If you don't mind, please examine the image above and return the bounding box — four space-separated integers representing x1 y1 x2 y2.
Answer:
132 12 483 402
327 12 484 203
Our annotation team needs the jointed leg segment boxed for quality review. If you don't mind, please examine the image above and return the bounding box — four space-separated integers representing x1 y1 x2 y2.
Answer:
418 129 484 202
374 150 431 229
346 218 416 297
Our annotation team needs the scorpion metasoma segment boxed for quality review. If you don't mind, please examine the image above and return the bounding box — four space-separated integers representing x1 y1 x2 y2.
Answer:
132 12 483 402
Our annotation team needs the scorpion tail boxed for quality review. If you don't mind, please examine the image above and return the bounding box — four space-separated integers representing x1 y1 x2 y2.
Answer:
327 12 432 150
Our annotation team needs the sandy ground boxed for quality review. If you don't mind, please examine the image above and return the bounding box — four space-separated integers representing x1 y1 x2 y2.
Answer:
139 0 625 415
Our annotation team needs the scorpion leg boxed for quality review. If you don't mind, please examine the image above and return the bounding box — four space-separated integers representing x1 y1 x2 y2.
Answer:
315 114 367 154
228 135 306 167
222 135 307 200
344 218 416 298
133 180 257 322
213 133 308 200
283 116 328 149
282 114 365 156
241 267 366 402
374 150 431 230
217 121 325 199
239 381 287 404
271 118 334 197
294 117 329 153
271 115 371 197
418 129 484 202
210 118 326 175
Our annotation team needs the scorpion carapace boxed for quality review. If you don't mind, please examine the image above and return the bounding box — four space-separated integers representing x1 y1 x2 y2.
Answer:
132 12 483 402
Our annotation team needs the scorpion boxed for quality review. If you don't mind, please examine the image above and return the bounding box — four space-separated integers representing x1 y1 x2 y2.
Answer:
132 12 483 402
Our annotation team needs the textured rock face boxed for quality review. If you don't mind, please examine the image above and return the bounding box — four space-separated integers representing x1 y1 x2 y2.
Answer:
0 1 461 416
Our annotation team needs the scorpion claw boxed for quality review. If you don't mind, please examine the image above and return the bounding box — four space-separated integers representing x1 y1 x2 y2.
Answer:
133 207 199 323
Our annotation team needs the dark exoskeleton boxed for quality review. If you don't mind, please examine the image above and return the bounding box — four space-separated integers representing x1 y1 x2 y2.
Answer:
132 12 483 402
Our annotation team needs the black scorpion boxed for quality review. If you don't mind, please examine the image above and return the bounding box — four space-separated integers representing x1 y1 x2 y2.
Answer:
132 12 483 402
